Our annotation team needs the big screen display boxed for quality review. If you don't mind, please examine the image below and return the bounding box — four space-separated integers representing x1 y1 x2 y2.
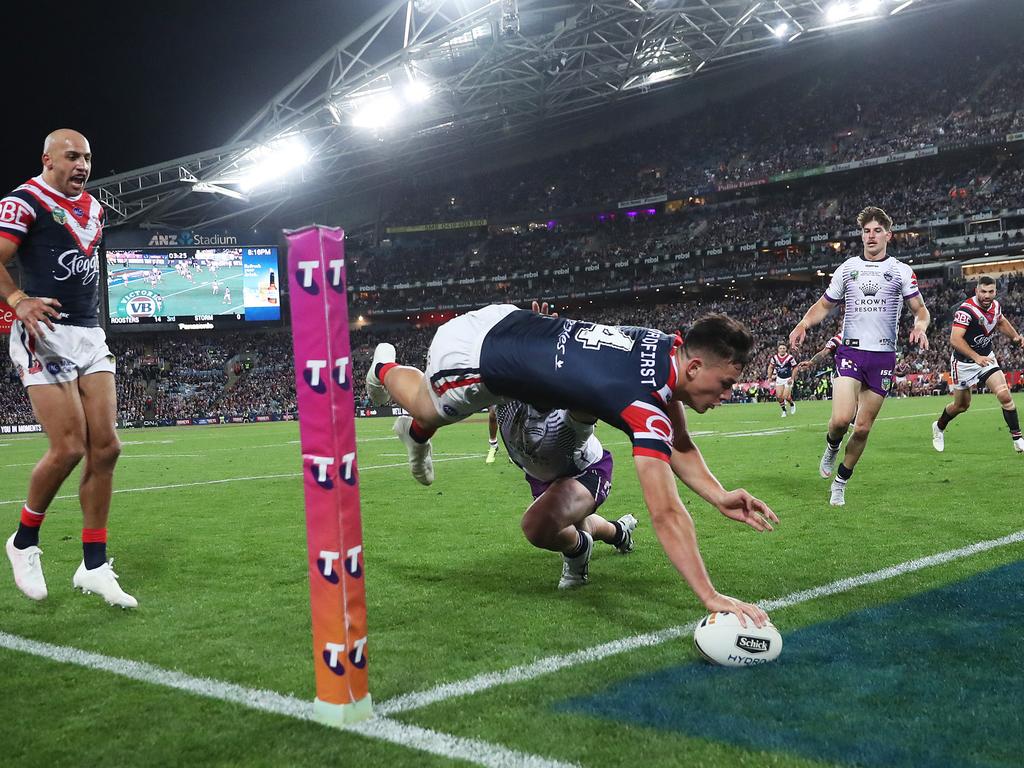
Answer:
105 246 280 330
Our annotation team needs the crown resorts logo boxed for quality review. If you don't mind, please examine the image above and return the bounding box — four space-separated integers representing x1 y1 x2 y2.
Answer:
860 280 881 296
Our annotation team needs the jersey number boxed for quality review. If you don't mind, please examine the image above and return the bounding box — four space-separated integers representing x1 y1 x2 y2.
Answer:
575 324 635 352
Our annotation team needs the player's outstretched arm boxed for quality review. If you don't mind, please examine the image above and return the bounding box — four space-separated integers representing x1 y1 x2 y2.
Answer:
634 455 768 627
667 430 777 533
789 297 832 348
907 295 930 350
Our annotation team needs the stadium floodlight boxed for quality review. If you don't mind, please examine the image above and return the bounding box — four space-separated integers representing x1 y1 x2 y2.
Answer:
238 136 310 192
351 92 402 129
825 2 853 23
773 22 790 38
401 79 432 104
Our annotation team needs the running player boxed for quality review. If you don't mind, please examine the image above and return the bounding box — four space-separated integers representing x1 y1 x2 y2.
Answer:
366 302 777 625
222 287 231 305
931 275 1024 453
767 343 797 417
1 129 136 608
211 279 221 296
789 206 930 507
893 354 911 398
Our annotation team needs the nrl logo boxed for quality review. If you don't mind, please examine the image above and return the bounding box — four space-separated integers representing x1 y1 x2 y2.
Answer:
850 270 859 281
860 280 881 296
52 208 67 225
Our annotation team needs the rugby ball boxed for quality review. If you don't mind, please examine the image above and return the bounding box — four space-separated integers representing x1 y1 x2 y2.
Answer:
693 611 782 667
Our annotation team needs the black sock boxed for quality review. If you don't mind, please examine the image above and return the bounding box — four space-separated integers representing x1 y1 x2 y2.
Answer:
565 530 588 559
826 434 842 452
373 362 387 379
83 542 107 570
937 407 955 430
1002 408 1022 439
836 463 854 483
609 520 626 548
13 523 40 549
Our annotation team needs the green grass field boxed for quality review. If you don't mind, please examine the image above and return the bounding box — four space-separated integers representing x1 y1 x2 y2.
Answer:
2 395 1023 767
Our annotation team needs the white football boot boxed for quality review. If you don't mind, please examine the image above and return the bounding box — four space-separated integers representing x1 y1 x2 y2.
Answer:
614 514 638 554
558 531 593 590
5 533 47 601
73 559 138 609
365 343 396 406
393 415 434 485
789 402 796 415
819 445 839 478
780 409 787 419
829 480 846 507
931 421 945 453
1013 437 1024 453
485 443 498 464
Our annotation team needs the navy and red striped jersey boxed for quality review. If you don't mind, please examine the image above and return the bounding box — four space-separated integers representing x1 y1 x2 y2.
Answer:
479 310 680 461
0 176 104 327
769 353 796 379
951 296 1002 363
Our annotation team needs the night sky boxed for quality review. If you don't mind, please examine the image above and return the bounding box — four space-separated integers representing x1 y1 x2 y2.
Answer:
3 1 373 189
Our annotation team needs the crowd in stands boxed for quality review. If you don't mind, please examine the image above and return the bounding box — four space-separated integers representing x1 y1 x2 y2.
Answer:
383 11 1024 226
3 274 1023 428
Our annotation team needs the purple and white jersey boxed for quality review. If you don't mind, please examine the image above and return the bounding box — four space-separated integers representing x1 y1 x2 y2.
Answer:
824 255 919 352
495 401 604 483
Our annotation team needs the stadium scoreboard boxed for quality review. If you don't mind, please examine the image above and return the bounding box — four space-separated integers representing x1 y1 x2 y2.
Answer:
104 238 282 332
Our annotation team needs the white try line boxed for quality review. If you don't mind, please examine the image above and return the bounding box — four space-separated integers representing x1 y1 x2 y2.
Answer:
375 528 1024 715
0 454 486 506
0 632 574 768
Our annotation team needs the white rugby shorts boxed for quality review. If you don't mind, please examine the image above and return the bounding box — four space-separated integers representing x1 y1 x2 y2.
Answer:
949 354 1000 391
425 304 518 423
774 376 793 389
9 321 115 388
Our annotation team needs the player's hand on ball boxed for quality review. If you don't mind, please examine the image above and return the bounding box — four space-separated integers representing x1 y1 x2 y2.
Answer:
704 593 768 628
716 489 777 532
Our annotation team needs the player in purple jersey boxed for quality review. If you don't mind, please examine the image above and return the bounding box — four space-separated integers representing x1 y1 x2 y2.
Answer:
931 275 1024 453
789 206 930 507
365 301 778 626
1 129 136 608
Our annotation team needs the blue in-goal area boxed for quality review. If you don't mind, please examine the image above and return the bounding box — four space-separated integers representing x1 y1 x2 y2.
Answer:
559 560 1024 768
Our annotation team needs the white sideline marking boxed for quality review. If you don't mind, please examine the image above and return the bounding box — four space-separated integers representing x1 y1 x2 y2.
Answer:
0 633 575 768
376 529 1024 715
0 454 486 506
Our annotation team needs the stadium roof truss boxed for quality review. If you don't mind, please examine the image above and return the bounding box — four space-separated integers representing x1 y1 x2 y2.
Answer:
90 0 965 230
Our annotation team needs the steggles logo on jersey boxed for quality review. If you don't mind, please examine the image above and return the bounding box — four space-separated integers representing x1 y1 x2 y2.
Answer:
54 248 99 285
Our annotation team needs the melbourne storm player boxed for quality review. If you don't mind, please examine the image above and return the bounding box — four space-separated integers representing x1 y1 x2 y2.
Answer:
767 343 797 417
366 302 778 627
789 206 930 507
1 129 136 608
490 399 638 589
931 275 1024 453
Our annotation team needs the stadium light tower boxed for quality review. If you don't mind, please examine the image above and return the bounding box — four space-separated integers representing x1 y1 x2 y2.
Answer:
238 136 311 192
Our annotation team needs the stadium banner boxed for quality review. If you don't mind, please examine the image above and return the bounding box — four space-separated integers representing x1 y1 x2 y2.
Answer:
286 225 372 726
0 301 13 335
385 218 486 234
617 193 667 209
1007 132 1024 143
